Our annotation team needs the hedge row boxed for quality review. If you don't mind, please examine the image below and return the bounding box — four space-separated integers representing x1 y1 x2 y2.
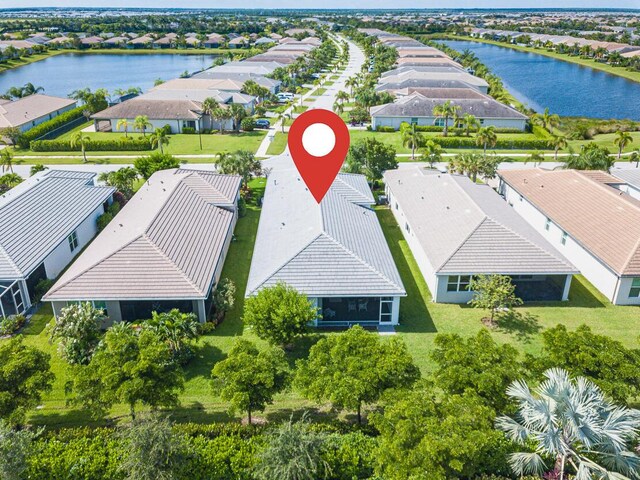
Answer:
17 105 87 148
375 125 525 134
429 136 551 150
30 137 152 152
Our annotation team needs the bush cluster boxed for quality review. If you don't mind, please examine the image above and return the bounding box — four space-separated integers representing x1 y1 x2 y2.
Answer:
181 127 197 134
0 314 27 336
431 136 551 150
17 105 87 148
30 137 152 152
96 201 122 231
375 125 526 134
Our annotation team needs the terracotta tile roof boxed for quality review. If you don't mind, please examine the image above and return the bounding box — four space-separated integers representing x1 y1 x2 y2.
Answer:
498 169 640 276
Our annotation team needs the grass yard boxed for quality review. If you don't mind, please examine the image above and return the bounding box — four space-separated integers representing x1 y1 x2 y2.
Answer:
0 51 65 73
323 81 335 87
311 87 327 96
293 105 309 114
266 132 288 155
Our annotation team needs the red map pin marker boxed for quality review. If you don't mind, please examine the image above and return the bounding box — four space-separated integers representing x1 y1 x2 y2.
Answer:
288 109 350 203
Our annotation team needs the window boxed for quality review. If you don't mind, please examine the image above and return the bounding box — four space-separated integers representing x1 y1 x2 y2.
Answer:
630 278 640 298
434 118 446 127
545 218 551 231
394 202 398 210
93 301 108 316
405 222 410 234
561 232 568 246
380 297 393 323
446 275 472 292
68 231 79 252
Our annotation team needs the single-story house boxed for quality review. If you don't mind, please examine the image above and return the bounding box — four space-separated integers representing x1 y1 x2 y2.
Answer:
204 33 224 48
611 169 640 200
376 78 479 94
255 37 276 46
498 169 640 305
127 35 154 48
44 169 242 323
371 92 528 131
80 36 103 47
153 34 176 49
384 168 577 303
191 70 281 93
0 171 114 318
246 168 406 328
396 57 464 68
378 69 490 94
102 36 129 48
0 94 77 135
209 60 284 76
228 37 249 49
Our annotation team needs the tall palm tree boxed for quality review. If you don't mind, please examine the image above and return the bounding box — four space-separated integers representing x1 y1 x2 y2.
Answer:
527 150 545 167
548 132 568 162
277 112 291 133
532 107 560 132
5 86 24 100
400 122 424 161
70 131 91 163
614 130 634 160
22 82 44 96
462 113 480 137
202 97 218 131
335 90 350 104
133 115 151 137
149 129 169 154
497 368 640 480
0 148 17 173
419 140 443 169
333 101 344 116
432 101 459 137
345 77 358 97
116 119 129 138
229 104 247 132
475 126 498 160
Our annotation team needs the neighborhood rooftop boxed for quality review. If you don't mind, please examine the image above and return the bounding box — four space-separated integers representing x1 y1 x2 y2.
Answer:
0 94 76 128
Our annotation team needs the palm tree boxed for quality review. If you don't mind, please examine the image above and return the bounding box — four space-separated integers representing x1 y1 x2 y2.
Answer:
336 90 350 104
614 130 633 160
277 112 291 133
527 150 545 167
548 132 568 162
532 107 560 132
5 86 24 100
333 101 344 116
0 172 23 189
345 77 358 97
22 82 44 96
116 119 129 138
630 151 639 168
432 101 459 137
70 131 91 163
400 122 424 161
229 104 247 132
462 113 480 137
0 148 18 173
201 97 218 131
475 126 498 160
497 368 640 480
150 129 169 154
419 140 443 169
133 115 151 137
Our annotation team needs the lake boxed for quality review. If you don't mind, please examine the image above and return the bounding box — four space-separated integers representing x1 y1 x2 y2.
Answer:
443 40 640 120
0 52 219 98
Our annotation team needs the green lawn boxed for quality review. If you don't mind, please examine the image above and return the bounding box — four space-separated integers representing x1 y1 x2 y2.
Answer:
311 87 327 96
323 81 335 87
266 132 288 155
293 105 309 114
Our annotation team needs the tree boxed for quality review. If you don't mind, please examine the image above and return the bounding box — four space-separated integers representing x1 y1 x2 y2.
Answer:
117 118 130 137
497 368 640 480
118 414 189 480
0 419 37 480
295 325 420 424
335 90 349 104
432 100 460 137
614 129 633 160
431 329 523 411
229 103 247 132
419 139 443 169
0 148 20 173
548 132 568 162
216 150 262 187
448 152 499 182
29 164 47 176
630 151 639 168
0 173 23 194
344 137 397 183
211 339 289 424
143 309 200 365
134 152 181 179
372 385 506 480
475 125 498 160
469 274 523 325
0 337 54 424
400 122 424 160
69 325 184 420
70 131 91 163
243 282 317 347
0 126 22 146
527 150 545 167
22 82 44 96
149 128 169 153
98 167 139 199
212 278 236 323
462 113 480 136
532 107 560 132
255 415 329 480
565 143 614 172
277 112 291 133
49 302 104 365
134 115 152 136
332 100 344 116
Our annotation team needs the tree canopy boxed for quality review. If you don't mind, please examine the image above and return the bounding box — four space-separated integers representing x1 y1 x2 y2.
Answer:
343 137 397 183
49 302 104 365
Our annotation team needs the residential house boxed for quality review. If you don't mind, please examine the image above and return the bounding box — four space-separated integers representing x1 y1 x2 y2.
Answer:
0 171 114 318
498 169 640 305
102 36 129 48
128 35 154 49
192 70 281 93
228 37 249 49
611 169 640 200
204 33 224 48
246 168 405 328
80 36 103 48
384 168 577 303
0 94 77 134
44 169 241 323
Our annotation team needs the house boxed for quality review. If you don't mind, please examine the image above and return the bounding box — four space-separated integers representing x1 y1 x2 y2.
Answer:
191 70 281 93
209 60 284 75
384 168 577 303
204 33 224 48
498 169 640 305
153 34 177 49
246 168 405 328
44 169 241 323
102 36 129 48
611 169 640 200
0 94 77 134
376 78 481 94
370 92 528 131
228 37 249 49
0 171 114 318
378 68 490 94
127 35 154 49
255 37 276 46
80 36 103 48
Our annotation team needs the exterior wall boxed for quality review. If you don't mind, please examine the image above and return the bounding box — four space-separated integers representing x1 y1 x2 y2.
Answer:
310 295 401 326
372 115 526 131
109 118 201 134
614 277 640 306
499 180 622 303
435 275 474 303
17 102 77 133
43 202 106 279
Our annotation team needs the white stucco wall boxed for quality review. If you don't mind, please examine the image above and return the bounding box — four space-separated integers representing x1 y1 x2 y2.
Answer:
372 115 527 131
614 277 640 306
499 180 623 304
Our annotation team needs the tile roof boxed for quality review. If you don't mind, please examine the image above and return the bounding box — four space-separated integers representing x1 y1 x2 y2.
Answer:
611 169 640 190
91 99 203 120
246 169 405 297
44 169 241 301
383 168 576 275
0 94 77 128
0 170 114 280
498 169 640 276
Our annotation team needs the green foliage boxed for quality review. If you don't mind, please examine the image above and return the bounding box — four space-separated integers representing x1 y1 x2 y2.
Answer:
469 275 523 323
142 309 200 365
0 314 26 336
344 137 398 183
29 163 48 176
0 336 54 424
237 196 247 217
431 329 523 411
295 325 420 423
49 302 104 365
0 419 38 480
17 105 87 148
322 431 376 480
240 117 255 131
526 324 640 404
431 136 550 150
211 338 289 424
134 151 181 179
98 167 139 198
0 173 23 194
69 324 184 420
33 278 54 303
30 137 152 152
97 201 121 231
372 386 508 480
243 282 317 346
216 150 262 187
212 278 236 323
181 126 196 134
565 142 614 171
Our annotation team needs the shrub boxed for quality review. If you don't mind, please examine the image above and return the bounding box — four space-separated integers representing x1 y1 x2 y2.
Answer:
240 117 255 131
375 125 396 132
237 196 247 217
34 278 54 303
97 212 113 231
17 105 87 148
430 136 551 150
182 127 196 134
0 314 27 336
160 124 173 135
30 137 152 152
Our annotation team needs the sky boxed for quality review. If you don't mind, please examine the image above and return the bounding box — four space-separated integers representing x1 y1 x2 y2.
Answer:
0 0 638 9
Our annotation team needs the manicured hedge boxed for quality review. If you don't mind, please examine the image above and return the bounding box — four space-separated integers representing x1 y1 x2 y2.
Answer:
17 105 87 148
30 137 152 152
430 136 551 150
376 125 527 134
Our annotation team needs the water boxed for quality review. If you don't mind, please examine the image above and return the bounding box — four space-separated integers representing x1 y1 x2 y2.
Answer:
0 52 218 98
443 40 640 120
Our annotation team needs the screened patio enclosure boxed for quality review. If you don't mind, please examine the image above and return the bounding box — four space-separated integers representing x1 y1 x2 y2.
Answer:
317 296 396 327
0 280 26 318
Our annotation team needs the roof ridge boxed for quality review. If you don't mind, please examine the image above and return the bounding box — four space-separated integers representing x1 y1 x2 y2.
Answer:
0 243 21 277
435 215 487 272
621 235 640 275
575 170 640 214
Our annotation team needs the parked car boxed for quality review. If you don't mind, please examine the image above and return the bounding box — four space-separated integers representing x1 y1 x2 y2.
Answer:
255 119 270 129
